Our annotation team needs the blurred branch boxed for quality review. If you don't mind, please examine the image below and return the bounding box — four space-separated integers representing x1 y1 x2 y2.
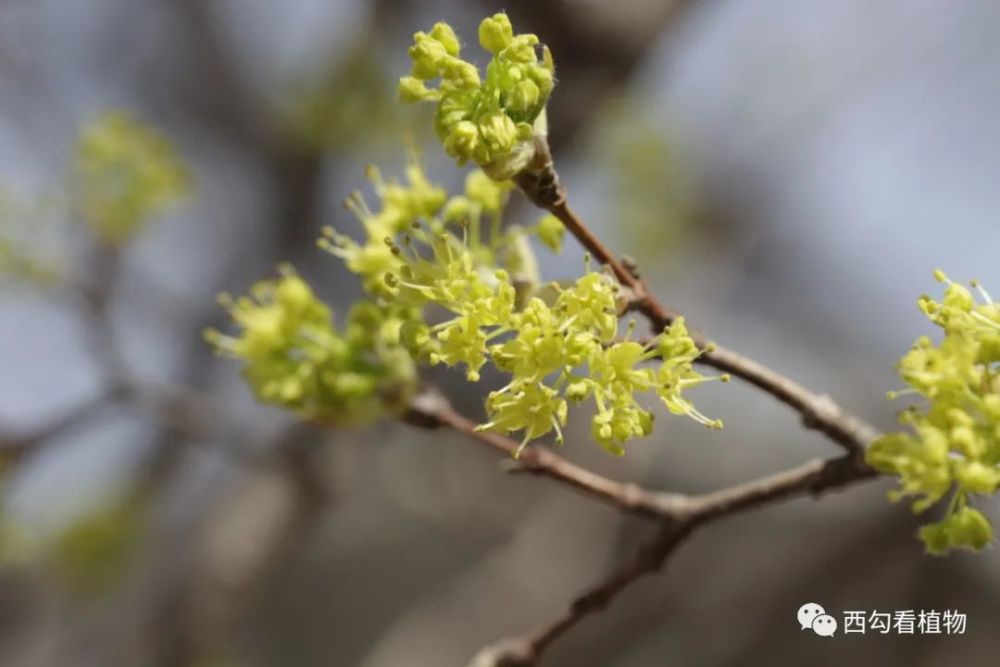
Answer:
76 242 127 381
0 238 130 466
0 384 124 465
470 524 691 667
126 381 276 470
496 0 698 150
463 447 874 666
173 422 332 667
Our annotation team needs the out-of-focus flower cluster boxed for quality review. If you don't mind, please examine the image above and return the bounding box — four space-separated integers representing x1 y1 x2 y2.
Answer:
867 271 1000 554
73 111 190 244
398 14 555 179
206 267 416 424
0 188 63 284
3 111 189 285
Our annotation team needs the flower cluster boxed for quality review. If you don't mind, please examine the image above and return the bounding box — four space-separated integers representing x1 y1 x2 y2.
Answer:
321 159 543 294
321 160 723 454
399 14 555 179
205 267 416 424
73 111 190 244
212 9 722 454
867 271 1000 554
0 188 62 284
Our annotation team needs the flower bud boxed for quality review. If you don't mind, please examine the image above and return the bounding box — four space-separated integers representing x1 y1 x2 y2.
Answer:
398 76 431 102
479 13 513 54
536 213 564 253
430 22 461 56
510 79 541 117
478 111 519 153
408 33 448 80
956 461 1000 494
444 121 480 162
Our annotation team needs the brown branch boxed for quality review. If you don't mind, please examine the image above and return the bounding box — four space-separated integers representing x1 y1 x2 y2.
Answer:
485 447 881 666
470 524 691 667
405 389 879 665
464 444 876 667
489 135 889 663
404 391 686 520
405 391 877 524
514 136 879 455
0 384 126 466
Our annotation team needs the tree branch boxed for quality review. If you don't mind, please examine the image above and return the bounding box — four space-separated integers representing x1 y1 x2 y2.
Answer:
515 136 880 455
405 387 879 666
0 384 126 466
404 390 685 519
463 443 876 666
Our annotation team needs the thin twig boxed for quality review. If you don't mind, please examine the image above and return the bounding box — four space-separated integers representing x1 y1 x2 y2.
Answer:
406 390 877 520
464 132 892 663
470 524 691 667
635 337 882 453
462 442 876 666
404 391 686 519
486 447 881 666
0 384 126 465
515 136 878 455
406 389 879 665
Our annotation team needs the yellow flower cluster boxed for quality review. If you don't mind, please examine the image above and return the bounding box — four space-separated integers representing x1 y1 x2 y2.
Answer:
206 267 416 423
322 161 723 454
867 271 1000 553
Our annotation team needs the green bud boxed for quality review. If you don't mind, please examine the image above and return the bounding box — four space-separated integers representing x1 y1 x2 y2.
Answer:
442 59 481 88
443 120 479 163
408 33 448 80
464 169 510 213
442 196 472 222
479 13 513 54
536 213 565 253
430 22 461 56
510 79 541 117
955 461 1000 494
503 34 540 64
478 112 519 153
398 76 432 102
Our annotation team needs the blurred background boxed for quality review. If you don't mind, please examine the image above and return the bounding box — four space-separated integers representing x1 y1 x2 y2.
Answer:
1 0 999 665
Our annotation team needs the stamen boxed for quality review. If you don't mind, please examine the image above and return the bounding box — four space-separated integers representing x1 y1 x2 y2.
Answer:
971 311 1000 331
886 388 918 400
515 434 530 458
551 417 564 445
971 279 993 304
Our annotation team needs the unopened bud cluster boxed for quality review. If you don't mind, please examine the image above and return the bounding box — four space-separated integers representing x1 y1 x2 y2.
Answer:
399 14 555 180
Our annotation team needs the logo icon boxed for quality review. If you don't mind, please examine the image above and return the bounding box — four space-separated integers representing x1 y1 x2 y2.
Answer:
798 602 837 637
